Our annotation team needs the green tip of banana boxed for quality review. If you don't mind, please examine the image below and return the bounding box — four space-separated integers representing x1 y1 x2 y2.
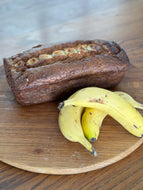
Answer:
91 147 98 157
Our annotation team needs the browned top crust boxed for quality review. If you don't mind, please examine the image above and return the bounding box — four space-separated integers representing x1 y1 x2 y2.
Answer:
4 39 128 87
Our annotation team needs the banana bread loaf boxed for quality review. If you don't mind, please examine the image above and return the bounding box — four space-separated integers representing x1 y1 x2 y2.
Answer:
3 39 130 105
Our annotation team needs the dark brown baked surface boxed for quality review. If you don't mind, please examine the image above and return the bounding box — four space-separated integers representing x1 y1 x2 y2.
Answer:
3 39 130 105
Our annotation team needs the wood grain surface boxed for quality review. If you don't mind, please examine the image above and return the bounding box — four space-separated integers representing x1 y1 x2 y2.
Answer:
0 0 143 189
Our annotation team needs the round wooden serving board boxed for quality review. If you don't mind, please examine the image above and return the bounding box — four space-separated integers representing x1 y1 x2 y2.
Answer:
0 65 143 175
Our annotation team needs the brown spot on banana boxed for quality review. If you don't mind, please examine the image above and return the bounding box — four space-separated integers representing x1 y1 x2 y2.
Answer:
89 98 104 104
133 125 138 129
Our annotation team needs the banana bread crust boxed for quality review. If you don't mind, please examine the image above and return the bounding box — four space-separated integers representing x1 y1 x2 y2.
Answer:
3 39 130 105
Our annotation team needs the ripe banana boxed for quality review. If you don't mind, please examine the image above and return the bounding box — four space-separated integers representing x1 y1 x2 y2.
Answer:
82 91 143 142
58 93 97 156
61 87 143 137
82 108 106 142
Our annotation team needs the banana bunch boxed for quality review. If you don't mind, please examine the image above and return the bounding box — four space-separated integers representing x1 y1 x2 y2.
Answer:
58 87 143 156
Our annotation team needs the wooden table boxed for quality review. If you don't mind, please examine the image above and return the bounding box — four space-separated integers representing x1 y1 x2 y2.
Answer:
0 0 143 189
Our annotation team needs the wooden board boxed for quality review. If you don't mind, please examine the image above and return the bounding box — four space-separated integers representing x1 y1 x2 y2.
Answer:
0 65 143 175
